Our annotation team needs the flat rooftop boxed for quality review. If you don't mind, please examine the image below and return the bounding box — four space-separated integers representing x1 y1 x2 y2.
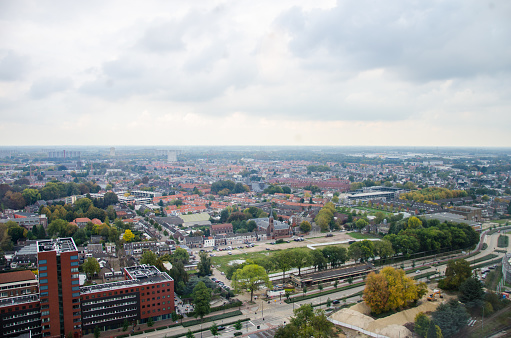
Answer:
0 294 39 308
81 265 172 295
37 238 77 254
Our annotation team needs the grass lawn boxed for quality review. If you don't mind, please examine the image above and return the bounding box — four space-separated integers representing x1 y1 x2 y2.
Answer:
347 232 382 240
352 207 394 216
211 251 278 273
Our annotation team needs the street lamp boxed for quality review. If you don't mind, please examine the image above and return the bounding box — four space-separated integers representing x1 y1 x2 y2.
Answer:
262 298 264 321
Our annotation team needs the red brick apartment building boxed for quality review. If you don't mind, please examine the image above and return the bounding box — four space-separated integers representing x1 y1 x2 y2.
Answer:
80 265 174 335
0 270 41 338
0 238 175 338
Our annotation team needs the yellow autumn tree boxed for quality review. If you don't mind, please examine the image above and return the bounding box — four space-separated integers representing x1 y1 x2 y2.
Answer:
363 272 390 314
363 266 427 314
122 229 135 242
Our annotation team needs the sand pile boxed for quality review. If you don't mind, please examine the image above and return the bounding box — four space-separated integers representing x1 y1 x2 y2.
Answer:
330 308 375 330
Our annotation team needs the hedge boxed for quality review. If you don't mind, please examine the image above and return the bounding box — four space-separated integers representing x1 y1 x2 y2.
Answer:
473 258 503 270
285 282 365 303
164 318 250 338
182 310 243 327
188 300 242 316
470 254 498 265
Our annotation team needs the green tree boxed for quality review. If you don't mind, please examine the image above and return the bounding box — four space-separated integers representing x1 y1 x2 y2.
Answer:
415 312 430 338
122 319 129 331
192 281 211 323
373 239 395 261
299 221 311 233
322 246 347 268
234 319 242 331
82 257 100 280
210 322 219 336
275 304 334 338
147 317 154 327
438 259 472 290
355 218 369 231
140 250 165 271
197 251 212 277
459 277 484 307
232 264 271 302
311 250 327 271
22 188 41 205
185 329 194 338
426 320 443 338
288 248 311 276
172 247 190 264
94 326 100 338
431 299 468 337
275 250 293 282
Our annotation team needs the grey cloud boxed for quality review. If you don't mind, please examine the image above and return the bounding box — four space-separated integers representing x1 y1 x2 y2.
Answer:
0 50 29 81
29 77 73 99
136 20 185 53
277 0 511 82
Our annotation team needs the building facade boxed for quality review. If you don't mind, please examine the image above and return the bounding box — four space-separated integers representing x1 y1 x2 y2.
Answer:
0 271 41 338
37 238 81 338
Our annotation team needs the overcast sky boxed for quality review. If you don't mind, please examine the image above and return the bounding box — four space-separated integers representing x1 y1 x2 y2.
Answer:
0 0 510 147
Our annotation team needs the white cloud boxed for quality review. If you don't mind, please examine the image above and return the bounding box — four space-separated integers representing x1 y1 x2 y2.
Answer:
0 0 509 146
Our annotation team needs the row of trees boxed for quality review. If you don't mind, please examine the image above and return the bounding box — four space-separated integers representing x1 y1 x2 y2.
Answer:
384 217 479 257
400 187 468 203
40 194 118 223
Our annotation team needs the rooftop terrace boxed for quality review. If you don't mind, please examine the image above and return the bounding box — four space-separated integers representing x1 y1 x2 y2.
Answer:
37 238 77 254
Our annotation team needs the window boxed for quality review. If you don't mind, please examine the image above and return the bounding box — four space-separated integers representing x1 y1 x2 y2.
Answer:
72 292 80 297
39 266 47 271
71 255 78 260
40 273 47 277
42 311 49 316
71 268 78 272
39 260 47 264
40 279 48 284
72 280 79 285
72 286 80 291
40 286 48 290
41 292 48 297
70 262 79 266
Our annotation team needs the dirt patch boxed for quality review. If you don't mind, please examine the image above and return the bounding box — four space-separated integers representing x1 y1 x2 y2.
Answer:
330 308 375 330
331 288 456 338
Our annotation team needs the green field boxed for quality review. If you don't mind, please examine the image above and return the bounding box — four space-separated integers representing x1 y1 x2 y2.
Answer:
347 232 382 240
352 207 394 216
211 250 278 273
497 235 509 248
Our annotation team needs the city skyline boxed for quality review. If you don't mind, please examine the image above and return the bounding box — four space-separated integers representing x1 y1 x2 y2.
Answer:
1 1 510 147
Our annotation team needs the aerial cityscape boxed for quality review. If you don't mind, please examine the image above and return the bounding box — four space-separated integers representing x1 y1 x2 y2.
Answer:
0 146 509 338
1 1 511 338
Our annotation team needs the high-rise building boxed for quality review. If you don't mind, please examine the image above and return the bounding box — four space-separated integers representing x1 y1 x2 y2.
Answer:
109 147 116 157
37 238 81 338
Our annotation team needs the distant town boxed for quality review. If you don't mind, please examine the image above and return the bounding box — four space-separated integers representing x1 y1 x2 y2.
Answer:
0 146 510 338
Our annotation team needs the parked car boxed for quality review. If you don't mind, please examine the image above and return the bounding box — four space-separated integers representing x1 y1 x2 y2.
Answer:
217 326 226 331
332 300 340 305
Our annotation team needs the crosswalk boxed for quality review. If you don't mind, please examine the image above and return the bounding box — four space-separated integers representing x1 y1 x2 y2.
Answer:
468 317 477 326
